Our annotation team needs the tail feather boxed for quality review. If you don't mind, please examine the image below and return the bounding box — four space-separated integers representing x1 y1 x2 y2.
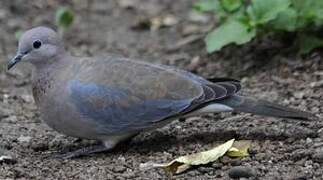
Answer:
220 95 316 121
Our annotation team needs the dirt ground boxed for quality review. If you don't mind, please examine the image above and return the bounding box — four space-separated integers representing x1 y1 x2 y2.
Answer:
0 0 322 179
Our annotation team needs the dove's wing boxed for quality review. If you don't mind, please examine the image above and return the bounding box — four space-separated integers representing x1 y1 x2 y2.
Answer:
67 57 240 134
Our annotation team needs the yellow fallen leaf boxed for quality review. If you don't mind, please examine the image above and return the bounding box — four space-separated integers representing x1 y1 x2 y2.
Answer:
175 139 235 165
140 139 235 174
226 140 251 158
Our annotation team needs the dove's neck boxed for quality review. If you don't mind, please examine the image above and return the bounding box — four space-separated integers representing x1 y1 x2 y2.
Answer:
31 53 71 104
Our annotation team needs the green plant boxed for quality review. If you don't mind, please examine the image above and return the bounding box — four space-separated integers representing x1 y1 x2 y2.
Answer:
15 30 24 40
55 7 74 36
193 0 323 54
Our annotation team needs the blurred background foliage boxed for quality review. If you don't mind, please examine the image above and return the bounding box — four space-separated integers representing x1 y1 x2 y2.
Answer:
194 0 323 54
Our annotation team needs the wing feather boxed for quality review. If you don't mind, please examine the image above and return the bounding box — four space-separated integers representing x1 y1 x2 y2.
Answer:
67 57 242 134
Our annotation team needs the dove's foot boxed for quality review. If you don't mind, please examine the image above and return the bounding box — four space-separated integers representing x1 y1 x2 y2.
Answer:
52 144 113 159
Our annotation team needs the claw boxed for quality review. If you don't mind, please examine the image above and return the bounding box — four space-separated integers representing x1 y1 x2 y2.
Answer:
52 144 111 159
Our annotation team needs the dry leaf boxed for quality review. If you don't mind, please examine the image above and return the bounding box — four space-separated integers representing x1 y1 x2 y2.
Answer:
226 140 251 158
140 139 235 174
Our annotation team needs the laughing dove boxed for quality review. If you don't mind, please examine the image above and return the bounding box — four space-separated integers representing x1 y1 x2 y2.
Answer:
8 27 315 158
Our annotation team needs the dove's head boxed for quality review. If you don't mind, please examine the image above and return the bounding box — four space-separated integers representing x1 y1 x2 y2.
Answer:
8 26 65 70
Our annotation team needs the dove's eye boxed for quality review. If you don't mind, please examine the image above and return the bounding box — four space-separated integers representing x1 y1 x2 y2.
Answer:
33 40 42 49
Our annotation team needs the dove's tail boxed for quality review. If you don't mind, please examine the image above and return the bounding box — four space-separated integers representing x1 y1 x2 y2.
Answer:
218 95 315 121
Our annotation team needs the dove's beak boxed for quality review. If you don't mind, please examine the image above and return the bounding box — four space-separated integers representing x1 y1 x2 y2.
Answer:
8 52 24 70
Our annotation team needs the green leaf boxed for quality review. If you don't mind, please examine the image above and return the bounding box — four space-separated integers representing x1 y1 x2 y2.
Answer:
271 8 297 32
247 0 291 25
298 34 323 54
291 0 323 27
193 0 228 23
55 7 74 30
221 0 241 12
292 0 323 18
193 0 220 12
205 19 256 53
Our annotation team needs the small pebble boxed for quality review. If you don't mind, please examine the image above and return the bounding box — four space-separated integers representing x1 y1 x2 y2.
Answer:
306 137 313 144
188 11 209 23
0 155 16 164
118 0 138 9
312 148 323 163
18 136 32 143
162 15 178 26
228 166 256 179
113 165 126 173
2 115 18 123
310 80 323 88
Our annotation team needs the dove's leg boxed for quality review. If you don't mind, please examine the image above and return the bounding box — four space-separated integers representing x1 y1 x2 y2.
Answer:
53 133 137 159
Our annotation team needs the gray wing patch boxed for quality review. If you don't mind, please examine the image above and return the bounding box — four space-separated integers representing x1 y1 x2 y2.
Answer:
68 80 193 134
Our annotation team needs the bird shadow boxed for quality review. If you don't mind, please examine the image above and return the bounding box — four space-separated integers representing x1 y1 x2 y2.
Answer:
124 131 236 155
42 122 317 160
